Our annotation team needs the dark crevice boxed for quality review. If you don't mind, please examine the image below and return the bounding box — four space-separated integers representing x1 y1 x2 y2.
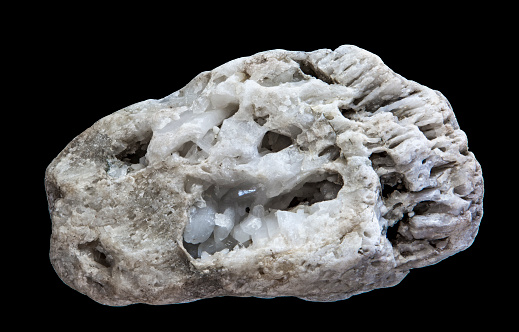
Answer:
287 197 302 209
407 90 420 97
260 131 292 153
429 237 449 249
386 213 409 246
430 161 456 176
45 179 63 212
379 90 421 109
418 123 439 133
370 151 396 168
272 174 344 210
182 240 199 258
459 146 469 156
340 108 357 119
387 136 408 149
418 123 441 140
78 240 112 268
413 201 435 215
253 114 269 126
116 132 152 164
86 276 105 289
385 223 400 245
378 173 406 199
413 201 451 215
382 183 400 199
296 59 335 84
378 95 405 108
352 87 377 106
318 145 341 160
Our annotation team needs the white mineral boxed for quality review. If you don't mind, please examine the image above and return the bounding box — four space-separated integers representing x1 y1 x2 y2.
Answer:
46 45 484 305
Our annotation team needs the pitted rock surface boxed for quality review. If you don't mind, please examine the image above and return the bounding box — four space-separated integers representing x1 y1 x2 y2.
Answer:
46 45 483 305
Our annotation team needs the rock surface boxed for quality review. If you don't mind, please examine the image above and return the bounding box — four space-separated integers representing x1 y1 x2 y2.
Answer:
46 45 484 305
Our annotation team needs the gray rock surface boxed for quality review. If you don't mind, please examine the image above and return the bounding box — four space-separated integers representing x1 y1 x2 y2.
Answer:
45 45 483 305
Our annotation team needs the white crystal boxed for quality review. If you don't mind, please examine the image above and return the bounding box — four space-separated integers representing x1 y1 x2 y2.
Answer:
231 223 250 244
184 200 216 244
213 208 235 241
240 215 262 235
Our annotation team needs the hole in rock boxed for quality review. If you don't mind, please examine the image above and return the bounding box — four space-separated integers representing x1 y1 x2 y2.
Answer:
352 96 364 106
45 180 63 211
413 201 451 215
318 145 341 161
385 213 409 245
178 141 202 158
108 132 152 177
298 60 319 79
413 200 435 215
272 176 343 210
418 123 440 140
86 276 105 289
370 151 395 168
253 114 269 126
116 133 152 164
379 172 405 199
78 240 112 268
295 59 334 84
340 108 356 119
182 173 343 258
382 183 399 198
260 131 293 153
430 161 456 176
378 92 415 109
429 237 449 249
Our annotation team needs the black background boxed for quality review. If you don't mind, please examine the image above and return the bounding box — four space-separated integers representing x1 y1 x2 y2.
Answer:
22 4 507 327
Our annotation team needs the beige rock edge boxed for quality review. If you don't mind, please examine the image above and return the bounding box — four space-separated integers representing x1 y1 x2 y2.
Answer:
46 45 483 305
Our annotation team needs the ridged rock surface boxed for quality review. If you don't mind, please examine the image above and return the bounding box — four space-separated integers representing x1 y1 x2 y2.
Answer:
45 45 483 305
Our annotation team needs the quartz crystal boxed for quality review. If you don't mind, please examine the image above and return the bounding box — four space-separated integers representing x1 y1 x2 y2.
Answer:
45 45 484 305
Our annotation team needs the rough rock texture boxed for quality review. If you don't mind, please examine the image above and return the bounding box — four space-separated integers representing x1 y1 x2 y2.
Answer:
46 45 484 305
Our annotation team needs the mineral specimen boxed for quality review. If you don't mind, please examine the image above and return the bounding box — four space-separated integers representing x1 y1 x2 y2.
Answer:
46 45 483 305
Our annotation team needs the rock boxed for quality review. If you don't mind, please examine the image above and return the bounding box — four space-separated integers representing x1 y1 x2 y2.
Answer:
45 45 484 306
